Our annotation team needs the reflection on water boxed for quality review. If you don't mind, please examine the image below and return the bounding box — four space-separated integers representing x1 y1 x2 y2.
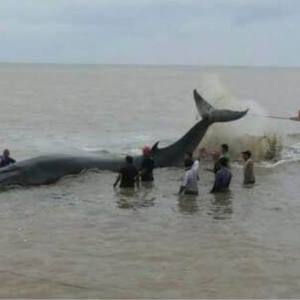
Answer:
243 183 256 189
0 162 299 298
177 194 199 215
176 192 233 219
115 188 156 210
208 191 233 220
141 181 154 189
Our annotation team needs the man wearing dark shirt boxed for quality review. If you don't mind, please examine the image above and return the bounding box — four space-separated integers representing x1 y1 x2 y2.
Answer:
0 149 16 168
113 156 139 188
211 157 232 193
140 146 154 182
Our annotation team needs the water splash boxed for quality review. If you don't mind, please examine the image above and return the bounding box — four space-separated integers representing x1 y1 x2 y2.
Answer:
196 75 282 161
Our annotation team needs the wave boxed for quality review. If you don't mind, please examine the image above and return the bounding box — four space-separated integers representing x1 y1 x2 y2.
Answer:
83 146 142 157
82 147 111 154
196 75 283 161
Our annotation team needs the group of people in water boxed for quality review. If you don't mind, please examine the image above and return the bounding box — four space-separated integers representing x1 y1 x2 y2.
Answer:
113 146 154 188
113 143 256 196
181 144 255 195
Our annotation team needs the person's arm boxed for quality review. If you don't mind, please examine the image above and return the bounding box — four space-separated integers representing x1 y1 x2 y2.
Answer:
206 160 220 173
191 160 200 180
192 160 199 172
139 158 154 176
248 160 254 172
227 173 232 188
139 169 147 176
139 159 147 176
178 185 186 195
149 158 154 171
135 171 140 188
178 172 188 195
113 174 121 188
9 157 16 164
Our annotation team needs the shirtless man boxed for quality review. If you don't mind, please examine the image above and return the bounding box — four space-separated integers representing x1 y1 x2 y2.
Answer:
241 150 255 185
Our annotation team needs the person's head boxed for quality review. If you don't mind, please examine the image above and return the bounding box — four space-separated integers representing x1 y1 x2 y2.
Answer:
184 151 193 160
219 157 228 168
184 158 194 169
3 149 10 157
241 150 251 161
142 145 151 157
125 155 133 164
221 144 229 153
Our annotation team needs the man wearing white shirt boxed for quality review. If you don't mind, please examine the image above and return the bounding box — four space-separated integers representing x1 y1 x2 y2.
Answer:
184 151 199 179
178 159 199 195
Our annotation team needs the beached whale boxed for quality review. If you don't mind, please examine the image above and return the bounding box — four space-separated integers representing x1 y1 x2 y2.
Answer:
0 90 248 186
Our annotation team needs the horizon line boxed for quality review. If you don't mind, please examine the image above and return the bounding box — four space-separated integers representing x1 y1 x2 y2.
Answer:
0 60 299 69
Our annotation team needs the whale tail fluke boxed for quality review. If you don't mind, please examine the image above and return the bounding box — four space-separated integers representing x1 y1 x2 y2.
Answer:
193 89 215 118
193 89 249 123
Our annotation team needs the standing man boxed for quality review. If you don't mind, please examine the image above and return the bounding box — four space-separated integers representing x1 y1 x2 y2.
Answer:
0 149 16 168
204 144 231 174
113 155 139 188
178 159 199 195
241 150 255 185
184 151 200 179
140 146 154 182
210 157 232 193
214 143 231 173
220 144 231 162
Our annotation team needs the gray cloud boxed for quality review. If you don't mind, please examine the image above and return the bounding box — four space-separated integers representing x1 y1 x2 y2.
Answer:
2 0 300 26
223 0 300 25
0 0 300 65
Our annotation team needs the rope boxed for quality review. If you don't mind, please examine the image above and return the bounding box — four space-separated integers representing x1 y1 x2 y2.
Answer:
248 113 300 121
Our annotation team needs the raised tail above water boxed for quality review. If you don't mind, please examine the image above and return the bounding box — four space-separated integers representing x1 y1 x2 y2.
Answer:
150 90 249 167
193 89 249 123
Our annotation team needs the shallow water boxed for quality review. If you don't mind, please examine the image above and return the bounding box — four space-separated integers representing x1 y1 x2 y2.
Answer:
0 64 300 298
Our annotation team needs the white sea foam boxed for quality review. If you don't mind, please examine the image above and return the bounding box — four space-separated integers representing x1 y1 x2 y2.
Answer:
196 75 283 161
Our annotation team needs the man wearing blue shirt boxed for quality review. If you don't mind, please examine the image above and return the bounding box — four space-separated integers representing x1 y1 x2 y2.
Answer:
211 157 232 193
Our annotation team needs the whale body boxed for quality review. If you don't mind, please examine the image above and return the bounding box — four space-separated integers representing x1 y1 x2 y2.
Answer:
0 90 248 186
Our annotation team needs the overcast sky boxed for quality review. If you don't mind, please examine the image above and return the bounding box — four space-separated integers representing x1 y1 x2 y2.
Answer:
0 0 299 66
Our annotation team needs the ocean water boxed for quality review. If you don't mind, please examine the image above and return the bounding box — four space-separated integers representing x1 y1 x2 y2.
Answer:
0 64 300 298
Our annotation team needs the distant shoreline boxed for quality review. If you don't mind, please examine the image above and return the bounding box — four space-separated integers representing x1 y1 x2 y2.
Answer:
0 61 299 70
